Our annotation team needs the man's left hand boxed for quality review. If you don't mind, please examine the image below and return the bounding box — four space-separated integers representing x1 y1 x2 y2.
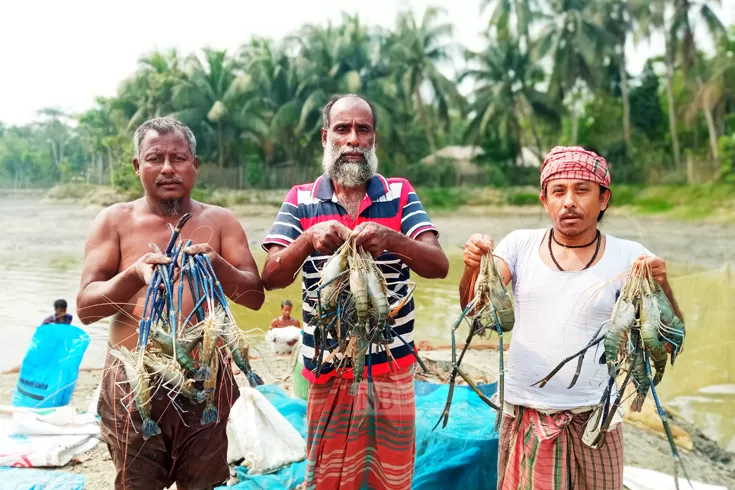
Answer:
638 255 667 286
352 222 397 257
185 243 218 263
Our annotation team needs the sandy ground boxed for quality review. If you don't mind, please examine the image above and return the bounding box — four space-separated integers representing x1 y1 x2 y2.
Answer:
1 348 733 490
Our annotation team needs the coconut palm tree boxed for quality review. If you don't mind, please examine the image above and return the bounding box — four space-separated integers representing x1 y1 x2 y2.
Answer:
670 0 727 162
534 0 615 144
600 0 651 148
171 49 252 169
385 7 465 154
460 35 559 161
121 49 184 130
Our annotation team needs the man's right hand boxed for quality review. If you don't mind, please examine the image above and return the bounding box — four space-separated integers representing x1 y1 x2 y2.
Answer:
133 253 172 284
464 233 494 269
307 221 351 254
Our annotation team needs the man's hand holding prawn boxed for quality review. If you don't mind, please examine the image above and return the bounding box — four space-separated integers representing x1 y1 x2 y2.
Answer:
133 252 172 285
184 242 216 262
306 220 351 254
352 222 399 257
636 255 668 286
463 233 494 269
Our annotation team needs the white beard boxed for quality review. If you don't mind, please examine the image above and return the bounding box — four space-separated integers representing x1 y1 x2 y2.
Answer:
322 136 378 188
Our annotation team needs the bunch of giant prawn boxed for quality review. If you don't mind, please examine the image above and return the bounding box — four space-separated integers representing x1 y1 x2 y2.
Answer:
109 213 264 440
310 237 427 418
433 251 515 431
533 257 689 488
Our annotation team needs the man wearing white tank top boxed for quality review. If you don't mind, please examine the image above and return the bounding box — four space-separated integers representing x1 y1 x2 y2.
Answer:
459 147 683 490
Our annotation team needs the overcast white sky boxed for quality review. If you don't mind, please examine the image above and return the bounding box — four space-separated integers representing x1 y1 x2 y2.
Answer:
1 0 733 125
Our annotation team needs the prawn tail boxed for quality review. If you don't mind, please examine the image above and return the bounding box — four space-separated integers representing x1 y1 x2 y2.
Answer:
195 390 210 404
248 372 264 388
630 394 645 413
201 404 218 425
196 366 212 382
142 418 162 439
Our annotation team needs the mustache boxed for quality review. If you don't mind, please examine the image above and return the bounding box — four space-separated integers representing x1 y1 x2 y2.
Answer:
156 176 184 186
560 211 583 219
334 146 371 162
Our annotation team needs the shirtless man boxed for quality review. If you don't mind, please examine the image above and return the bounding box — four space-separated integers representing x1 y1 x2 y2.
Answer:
269 299 300 330
76 117 264 490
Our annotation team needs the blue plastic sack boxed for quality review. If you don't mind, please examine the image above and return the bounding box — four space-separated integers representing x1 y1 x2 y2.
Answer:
412 380 500 490
12 323 90 408
0 467 84 489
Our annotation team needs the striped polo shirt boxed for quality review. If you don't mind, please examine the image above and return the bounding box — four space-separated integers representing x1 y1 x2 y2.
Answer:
262 173 438 383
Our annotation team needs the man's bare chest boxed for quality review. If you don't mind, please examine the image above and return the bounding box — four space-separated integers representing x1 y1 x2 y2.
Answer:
117 220 221 270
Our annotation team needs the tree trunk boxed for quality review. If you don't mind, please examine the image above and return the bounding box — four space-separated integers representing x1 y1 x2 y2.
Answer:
49 141 60 170
218 122 225 170
619 46 631 148
108 146 116 188
528 106 544 156
703 107 719 164
664 34 682 171
685 153 694 183
571 104 579 146
414 84 437 155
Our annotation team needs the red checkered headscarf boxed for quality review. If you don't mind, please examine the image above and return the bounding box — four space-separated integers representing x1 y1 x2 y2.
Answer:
540 146 611 189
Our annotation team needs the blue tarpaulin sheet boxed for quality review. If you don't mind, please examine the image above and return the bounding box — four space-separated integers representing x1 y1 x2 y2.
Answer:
220 381 499 490
413 381 499 490
0 467 84 489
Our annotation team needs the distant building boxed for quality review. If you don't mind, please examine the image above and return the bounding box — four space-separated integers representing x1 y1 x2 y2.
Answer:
420 145 543 184
517 147 542 168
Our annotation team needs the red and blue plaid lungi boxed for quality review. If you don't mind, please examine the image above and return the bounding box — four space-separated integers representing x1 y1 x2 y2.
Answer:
304 365 416 490
498 406 624 490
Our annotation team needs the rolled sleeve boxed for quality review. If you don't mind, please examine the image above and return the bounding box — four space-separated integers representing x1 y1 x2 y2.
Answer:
400 182 438 239
262 187 302 251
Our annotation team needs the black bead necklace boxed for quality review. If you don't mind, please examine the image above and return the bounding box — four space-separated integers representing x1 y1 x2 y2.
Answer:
548 228 601 271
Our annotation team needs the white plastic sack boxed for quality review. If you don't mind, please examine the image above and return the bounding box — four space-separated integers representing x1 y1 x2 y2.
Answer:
623 466 728 490
265 326 302 354
0 405 100 467
226 386 306 474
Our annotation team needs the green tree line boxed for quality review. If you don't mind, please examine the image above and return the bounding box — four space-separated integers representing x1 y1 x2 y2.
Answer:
2 1 734 191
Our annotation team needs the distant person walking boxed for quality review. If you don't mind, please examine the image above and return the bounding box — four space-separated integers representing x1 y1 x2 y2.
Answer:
41 299 73 325
270 299 301 330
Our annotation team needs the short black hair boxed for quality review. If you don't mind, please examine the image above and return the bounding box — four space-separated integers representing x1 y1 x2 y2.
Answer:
281 299 293 308
54 299 67 310
542 185 610 222
321 94 378 130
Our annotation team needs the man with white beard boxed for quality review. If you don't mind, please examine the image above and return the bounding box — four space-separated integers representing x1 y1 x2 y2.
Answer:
261 94 449 489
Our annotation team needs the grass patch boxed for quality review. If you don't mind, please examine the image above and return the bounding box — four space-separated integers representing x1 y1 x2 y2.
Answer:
504 189 540 206
414 187 470 211
44 183 735 222
635 197 674 213
612 184 735 220
45 184 136 206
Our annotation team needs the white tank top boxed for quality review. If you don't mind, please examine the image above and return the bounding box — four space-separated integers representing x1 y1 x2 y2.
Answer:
493 228 652 410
